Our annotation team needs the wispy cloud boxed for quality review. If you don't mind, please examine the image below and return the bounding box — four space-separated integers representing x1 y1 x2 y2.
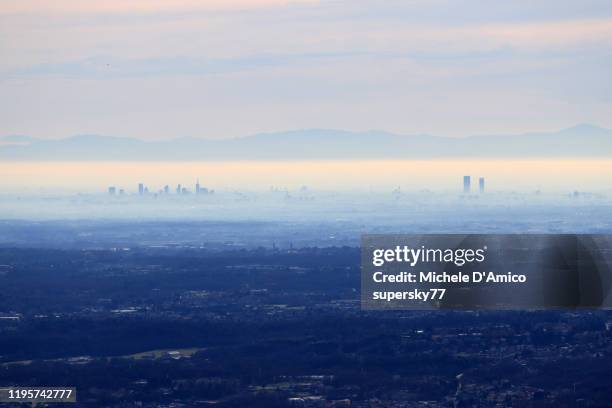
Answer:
5 52 368 79
1 0 612 139
0 0 318 15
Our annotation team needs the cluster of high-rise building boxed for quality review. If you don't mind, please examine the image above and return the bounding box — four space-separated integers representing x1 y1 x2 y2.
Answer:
107 186 125 195
110 177 486 196
463 175 485 194
108 180 211 196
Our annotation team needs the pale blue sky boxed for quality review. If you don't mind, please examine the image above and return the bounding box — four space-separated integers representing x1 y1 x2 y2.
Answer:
1 0 611 140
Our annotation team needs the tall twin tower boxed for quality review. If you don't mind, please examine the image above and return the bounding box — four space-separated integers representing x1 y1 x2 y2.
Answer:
463 176 485 194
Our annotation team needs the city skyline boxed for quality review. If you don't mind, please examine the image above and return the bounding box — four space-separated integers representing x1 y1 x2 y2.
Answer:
2 159 610 193
119 179 212 196
111 176 489 196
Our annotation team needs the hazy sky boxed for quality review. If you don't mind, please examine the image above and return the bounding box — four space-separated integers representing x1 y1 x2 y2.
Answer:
1 0 612 140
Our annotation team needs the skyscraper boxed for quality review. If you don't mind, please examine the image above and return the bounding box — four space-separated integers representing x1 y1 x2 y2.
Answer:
138 183 144 195
176 184 181 194
195 179 200 194
108 186 116 195
463 176 471 194
479 177 485 194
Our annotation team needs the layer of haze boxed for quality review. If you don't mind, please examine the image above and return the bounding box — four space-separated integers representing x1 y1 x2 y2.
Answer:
2 160 611 193
2 0 612 139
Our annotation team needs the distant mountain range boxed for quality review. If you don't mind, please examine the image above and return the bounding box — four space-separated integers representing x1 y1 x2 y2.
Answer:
1 124 611 161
